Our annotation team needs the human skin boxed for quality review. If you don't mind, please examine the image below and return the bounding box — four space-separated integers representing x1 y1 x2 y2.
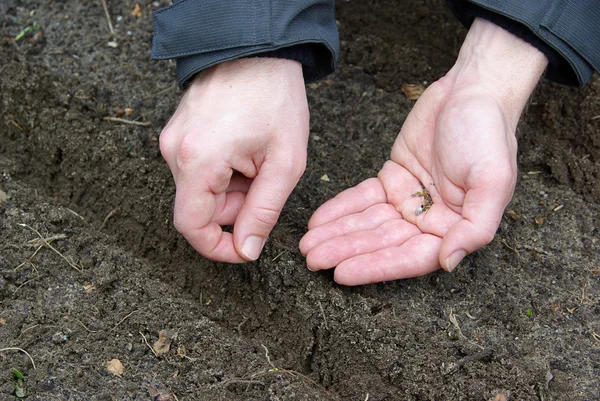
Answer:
159 58 309 262
299 18 549 285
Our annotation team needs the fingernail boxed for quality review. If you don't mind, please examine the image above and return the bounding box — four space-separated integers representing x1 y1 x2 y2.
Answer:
306 263 316 272
242 235 266 261
445 250 467 272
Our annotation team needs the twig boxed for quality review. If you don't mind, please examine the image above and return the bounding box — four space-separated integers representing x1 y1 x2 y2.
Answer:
100 207 119 230
110 309 138 332
224 379 265 390
318 301 329 330
143 84 177 100
14 244 44 270
448 309 466 340
27 234 67 247
17 324 40 339
499 238 519 256
18 224 81 272
13 278 37 294
592 115 600 120
99 0 114 34
74 318 97 333
0 347 37 369
271 250 287 262
140 331 158 357
9 120 24 132
103 117 151 126
65 208 86 222
444 348 493 374
261 344 275 369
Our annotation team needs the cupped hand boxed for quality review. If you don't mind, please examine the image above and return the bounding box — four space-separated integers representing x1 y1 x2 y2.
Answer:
300 18 548 285
159 58 309 263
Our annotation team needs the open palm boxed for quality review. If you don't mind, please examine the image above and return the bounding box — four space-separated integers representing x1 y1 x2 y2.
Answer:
300 76 518 285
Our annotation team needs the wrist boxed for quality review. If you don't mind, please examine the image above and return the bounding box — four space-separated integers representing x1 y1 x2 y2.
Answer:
447 18 548 126
192 57 304 87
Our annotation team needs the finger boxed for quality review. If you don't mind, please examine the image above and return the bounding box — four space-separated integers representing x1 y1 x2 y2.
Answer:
211 191 246 226
173 165 245 263
333 234 442 286
307 178 387 230
377 160 429 223
439 172 514 272
300 203 401 255
306 218 421 271
226 173 252 193
233 159 304 261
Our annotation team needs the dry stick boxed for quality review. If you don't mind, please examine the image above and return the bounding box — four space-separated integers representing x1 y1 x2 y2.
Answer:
17 324 40 339
74 318 97 333
18 224 81 272
140 331 158 357
100 207 119 230
13 277 37 294
103 117 151 127
444 348 493 374
99 0 114 34
144 84 177 100
271 250 287 261
261 344 275 369
318 301 329 330
110 309 138 332
0 347 36 369
14 244 44 271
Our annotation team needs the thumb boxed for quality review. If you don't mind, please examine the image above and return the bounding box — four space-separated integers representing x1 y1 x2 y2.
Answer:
439 173 514 272
233 157 305 261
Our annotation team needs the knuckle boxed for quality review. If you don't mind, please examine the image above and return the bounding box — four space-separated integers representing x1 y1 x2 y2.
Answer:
172 213 190 234
280 154 307 179
479 228 496 246
248 205 281 228
175 134 202 170
158 127 176 158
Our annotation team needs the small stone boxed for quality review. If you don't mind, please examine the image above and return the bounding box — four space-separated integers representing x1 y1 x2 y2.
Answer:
52 332 68 343
107 41 118 48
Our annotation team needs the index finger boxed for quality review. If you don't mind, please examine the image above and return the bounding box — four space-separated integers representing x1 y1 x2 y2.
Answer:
307 178 388 229
173 168 245 263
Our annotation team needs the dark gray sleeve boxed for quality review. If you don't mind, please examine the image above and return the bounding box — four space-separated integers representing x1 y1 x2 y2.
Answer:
445 0 600 87
151 0 339 89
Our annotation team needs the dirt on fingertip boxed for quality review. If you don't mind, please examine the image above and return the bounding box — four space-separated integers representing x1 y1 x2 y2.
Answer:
1 0 599 400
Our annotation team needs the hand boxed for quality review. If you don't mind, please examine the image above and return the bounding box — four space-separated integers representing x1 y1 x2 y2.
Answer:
159 58 309 263
300 18 548 285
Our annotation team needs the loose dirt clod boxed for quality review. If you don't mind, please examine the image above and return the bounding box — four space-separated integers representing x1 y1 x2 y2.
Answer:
153 330 173 356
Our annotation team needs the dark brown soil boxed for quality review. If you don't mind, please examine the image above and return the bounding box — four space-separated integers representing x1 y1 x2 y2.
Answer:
1 1 599 400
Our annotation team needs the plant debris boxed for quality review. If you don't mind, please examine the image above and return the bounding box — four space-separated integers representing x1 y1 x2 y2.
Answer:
14 25 40 41
12 369 25 398
131 3 143 18
106 358 124 376
153 330 175 356
401 83 425 100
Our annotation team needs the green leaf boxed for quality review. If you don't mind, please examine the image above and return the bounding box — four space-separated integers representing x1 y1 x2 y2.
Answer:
11 369 24 380
14 25 41 41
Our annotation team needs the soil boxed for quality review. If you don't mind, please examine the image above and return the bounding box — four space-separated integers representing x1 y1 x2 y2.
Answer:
1 0 599 400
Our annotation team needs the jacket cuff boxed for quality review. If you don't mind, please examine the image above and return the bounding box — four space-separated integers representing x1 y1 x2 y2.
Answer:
151 0 339 89
445 0 598 87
